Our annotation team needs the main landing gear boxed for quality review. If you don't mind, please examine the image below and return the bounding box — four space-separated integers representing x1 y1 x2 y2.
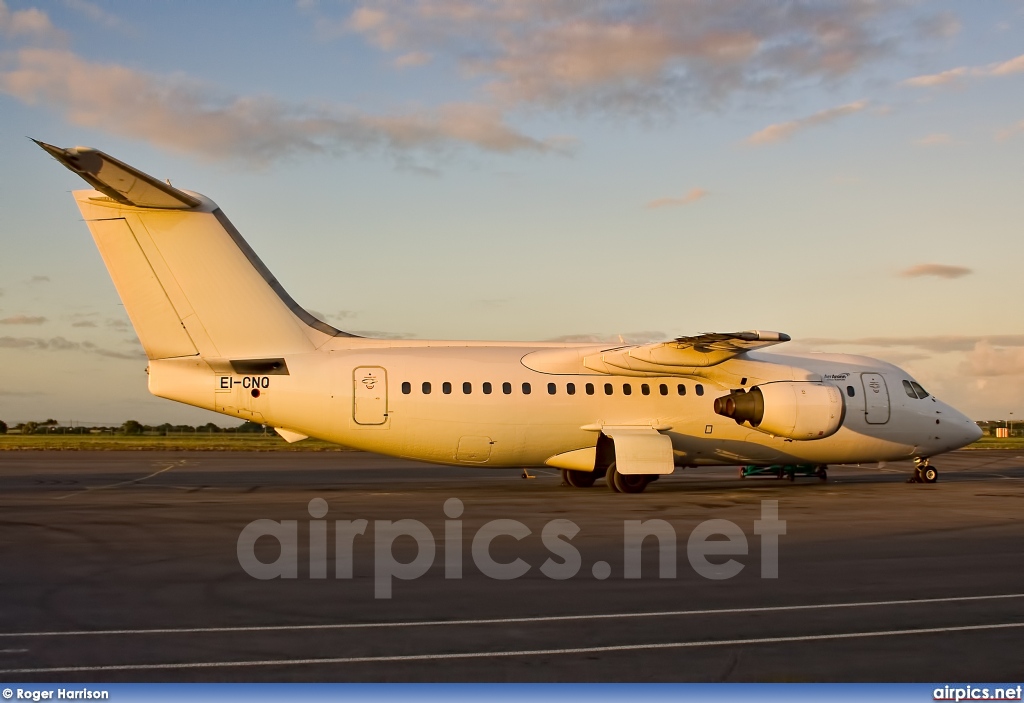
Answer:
561 467 601 488
908 457 938 484
561 463 656 493
605 461 653 494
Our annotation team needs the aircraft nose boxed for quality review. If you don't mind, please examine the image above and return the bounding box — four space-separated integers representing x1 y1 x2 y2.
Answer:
950 410 982 449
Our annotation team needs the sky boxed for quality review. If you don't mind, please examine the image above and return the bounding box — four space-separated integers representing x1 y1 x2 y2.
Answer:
1 0 1023 425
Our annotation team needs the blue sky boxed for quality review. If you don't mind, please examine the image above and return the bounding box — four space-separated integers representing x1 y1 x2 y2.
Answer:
1 0 1023 424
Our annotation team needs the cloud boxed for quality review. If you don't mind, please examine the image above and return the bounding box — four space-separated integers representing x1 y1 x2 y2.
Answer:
959 341 1024 377
801 335 1024 354
329 1 950 115
746 100 868 145
0 335 144 359
0 48 556 164
0 314 47 325
646 188 708 209
0 0 63 41
996 119 1024 141
904 52 1024 88
393 52 431 69
62 0 136 35
94 347 146 360
27 274 50 283
914 133 951 146
70 320 97 327
899 263 972 279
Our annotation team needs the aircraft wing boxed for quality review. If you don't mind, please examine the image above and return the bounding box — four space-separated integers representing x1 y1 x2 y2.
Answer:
34 140 201 209
583 330 790 373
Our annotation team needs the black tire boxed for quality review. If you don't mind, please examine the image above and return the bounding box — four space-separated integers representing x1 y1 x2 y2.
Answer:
606 461 622 492
613 470 651 494
816 465 828 482
562 468 597 488
922 466 938 483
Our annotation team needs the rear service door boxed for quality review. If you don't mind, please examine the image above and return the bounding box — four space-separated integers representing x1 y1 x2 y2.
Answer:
861 373 890 424
353 366 388 425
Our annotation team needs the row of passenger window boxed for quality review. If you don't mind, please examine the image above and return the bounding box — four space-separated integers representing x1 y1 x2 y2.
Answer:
401 381 705 397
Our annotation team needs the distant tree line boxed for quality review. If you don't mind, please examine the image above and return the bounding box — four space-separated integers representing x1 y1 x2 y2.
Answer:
0 419 267 435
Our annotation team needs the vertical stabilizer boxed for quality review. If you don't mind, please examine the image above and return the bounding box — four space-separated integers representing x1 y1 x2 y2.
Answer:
38 141 355 361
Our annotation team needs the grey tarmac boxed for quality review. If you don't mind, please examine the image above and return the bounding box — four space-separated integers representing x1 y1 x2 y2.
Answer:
0 449 1022 682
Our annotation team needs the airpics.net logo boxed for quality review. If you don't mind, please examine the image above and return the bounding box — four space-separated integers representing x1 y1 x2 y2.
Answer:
236 499 786 598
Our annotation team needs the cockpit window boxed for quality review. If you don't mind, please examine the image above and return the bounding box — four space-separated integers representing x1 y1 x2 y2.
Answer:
911 381 929 399
902 380 917 398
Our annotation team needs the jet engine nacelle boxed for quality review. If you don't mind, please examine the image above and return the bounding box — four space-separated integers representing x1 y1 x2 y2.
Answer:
714 382 845 441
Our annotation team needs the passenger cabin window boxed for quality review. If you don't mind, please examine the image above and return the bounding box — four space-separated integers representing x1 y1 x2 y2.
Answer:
483 382 492 395
463 382 472 394
677 384 686 396
567 383 576 395
402 382 411 394
846 385 855 397
903 380 917 399
604 383 613 395
623 383 632 396
660 384 668 396
522 382 532 395
548 382 557 395
641 384 650 396
911 381 929 399
443 382 452 395
422 382 431 394
502 382 512 395
586 383 595 395
696 384 704 396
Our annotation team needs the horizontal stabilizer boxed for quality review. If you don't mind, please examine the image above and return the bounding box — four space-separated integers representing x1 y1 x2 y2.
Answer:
34 140 200 209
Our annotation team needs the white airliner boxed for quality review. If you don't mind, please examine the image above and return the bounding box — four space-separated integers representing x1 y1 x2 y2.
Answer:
37 141 981 492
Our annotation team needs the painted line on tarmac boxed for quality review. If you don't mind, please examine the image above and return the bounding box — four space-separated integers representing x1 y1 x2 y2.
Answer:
53 460 186 500
1 621 1022 674
2 592 1022 639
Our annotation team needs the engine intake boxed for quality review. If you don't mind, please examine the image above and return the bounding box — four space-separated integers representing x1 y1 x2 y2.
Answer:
714 382 845 441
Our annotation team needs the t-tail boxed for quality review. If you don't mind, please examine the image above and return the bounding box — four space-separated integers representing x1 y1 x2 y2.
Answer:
36 140 356 361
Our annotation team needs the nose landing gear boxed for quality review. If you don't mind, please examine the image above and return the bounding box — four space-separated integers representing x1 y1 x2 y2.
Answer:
909 457 938 484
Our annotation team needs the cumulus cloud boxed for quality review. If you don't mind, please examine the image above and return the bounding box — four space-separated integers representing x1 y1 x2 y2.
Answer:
959 341 1024 377
746 100 868 145
914 133 951 146
646 188 708 209
899 263 972 279
0 314 47 325
904 52 1024 88
330 1 950 115
0 48 555 163
0 0 63 41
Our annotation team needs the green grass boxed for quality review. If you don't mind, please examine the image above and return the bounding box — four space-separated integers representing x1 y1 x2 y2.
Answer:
964 437 1024 450
0 433 350 451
